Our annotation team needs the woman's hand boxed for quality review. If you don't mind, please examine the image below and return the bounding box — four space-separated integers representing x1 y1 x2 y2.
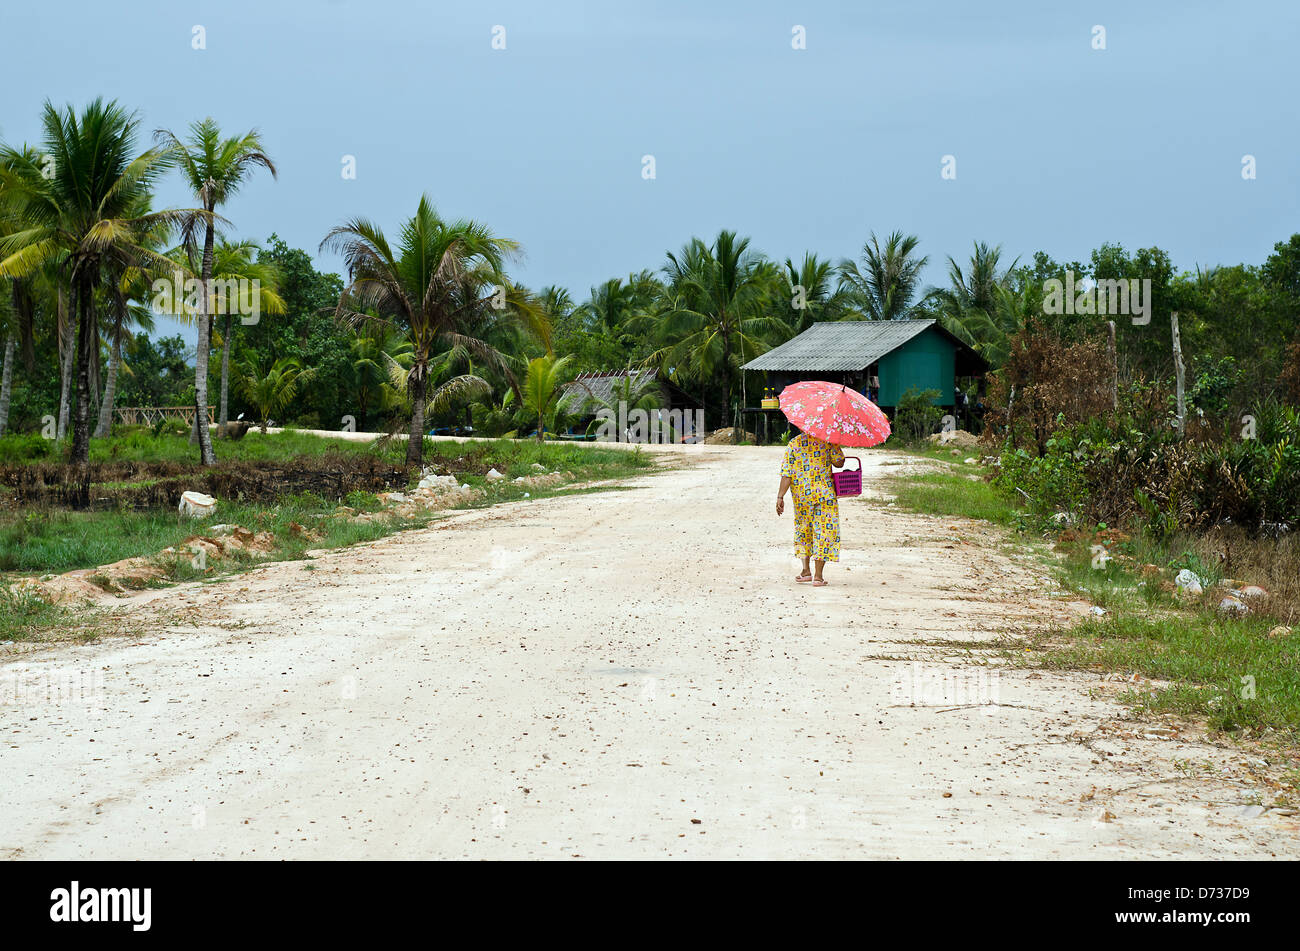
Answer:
775 495 785 516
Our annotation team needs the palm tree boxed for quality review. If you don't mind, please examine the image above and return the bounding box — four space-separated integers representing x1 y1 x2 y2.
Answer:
93 193 176 438
0 99 186 465
94 267 157 437
207 240 285 432
0 183 28 437
155 118 276 465
945 282 1035 370
929 241 1017 322
779 252 855 335
648 230 787 424
0 287 14 436
321 195 546 466
839 231 928 321
378 345 492 434
349 324 410 430
580 278 639 336
236 355 315 433
927 241 1021 367
519 353 574 440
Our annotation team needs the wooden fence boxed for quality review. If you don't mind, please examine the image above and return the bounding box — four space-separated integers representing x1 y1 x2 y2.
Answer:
113 406 214 428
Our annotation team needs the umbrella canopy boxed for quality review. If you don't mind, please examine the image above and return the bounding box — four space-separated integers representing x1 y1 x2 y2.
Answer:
778 380 891 447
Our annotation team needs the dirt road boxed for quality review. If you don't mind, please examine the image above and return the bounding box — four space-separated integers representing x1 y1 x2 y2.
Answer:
3 446 1294 858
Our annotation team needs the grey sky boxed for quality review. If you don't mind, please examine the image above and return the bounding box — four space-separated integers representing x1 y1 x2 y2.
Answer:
3 0 1295 347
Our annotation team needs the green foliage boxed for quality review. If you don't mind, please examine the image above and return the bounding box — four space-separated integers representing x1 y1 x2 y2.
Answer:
887 469 1019 525
892 387 943 445
838 231 926 322
118 334 193 408
0 435 654 578
994 398 1300 532
236 355 315 430
519 353 574 439
0 432 57 463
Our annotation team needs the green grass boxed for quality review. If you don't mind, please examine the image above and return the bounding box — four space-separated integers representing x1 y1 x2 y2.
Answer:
2 435 655 644
419 437 652 479
0 436 654 576
0 585 95 643
0 426 409 466
883 446 1300 744
887 470 1019 525
1036 612 1300 738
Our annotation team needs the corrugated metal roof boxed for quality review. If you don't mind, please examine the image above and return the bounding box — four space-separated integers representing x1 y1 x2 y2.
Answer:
740 319 940 372
559 369 660 413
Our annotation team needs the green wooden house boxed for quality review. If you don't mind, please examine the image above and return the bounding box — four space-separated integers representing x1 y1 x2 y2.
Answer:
740 319 986 413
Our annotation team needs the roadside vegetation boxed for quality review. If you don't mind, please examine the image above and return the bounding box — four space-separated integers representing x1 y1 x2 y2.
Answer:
0 430 654 643
881 447 1300 751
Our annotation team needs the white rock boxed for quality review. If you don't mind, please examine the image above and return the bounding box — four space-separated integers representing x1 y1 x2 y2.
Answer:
1218 596 1248 616
1240 585 1268 600
964 457 977 465
1174 569 1203 591
418 474 458 490
485 468 504 481
178 491 217 518
531 463 546 471
1089 606 1108 616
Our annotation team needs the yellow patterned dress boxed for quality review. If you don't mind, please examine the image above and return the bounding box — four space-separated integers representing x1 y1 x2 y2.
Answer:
781 433 845 562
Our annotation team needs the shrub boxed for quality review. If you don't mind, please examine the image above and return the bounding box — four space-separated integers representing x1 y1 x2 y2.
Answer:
0 433 57 464
996 397 1300 534
985 318 1113 453
892 387 943 445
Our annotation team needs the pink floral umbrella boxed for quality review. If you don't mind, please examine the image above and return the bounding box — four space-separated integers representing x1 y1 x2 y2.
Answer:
778 380 891 447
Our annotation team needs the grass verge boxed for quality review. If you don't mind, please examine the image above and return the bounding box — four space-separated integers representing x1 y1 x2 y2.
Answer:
1 436 656 644
882 447 1300 746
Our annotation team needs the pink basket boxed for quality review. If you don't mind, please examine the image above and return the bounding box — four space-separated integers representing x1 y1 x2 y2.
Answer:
832 457 862 497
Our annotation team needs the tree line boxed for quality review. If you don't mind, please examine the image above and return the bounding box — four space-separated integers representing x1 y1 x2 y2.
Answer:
3 98 1298 468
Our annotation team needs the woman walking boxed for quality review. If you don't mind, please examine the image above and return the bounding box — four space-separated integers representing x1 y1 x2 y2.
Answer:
776 429 844 586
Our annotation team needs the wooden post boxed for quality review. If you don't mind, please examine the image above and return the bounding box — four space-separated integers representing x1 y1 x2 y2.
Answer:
1107 320 1118 410
1171 311 1186 437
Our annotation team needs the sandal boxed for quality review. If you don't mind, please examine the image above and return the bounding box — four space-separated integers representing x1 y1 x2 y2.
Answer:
812 578 828 587
795 573 812 582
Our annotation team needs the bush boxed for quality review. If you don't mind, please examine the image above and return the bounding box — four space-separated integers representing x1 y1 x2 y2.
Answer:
985 318 1113 453
892 387 943 445
995 397 1300 534
152 415 189 438
0 432 57 464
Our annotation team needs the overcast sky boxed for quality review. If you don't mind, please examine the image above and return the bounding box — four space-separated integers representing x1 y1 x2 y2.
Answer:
3 0 1296 347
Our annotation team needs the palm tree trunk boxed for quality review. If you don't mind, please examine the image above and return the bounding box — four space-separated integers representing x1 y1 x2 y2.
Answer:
70 275 94 466
194 218 217 465
0 327 16 437
218 312 232 433
94 331 122 438
405 365 428 466
56 286 74 442
721 325 732 436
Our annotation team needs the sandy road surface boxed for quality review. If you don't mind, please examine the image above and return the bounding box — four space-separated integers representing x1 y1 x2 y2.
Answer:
3 446 1295 859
